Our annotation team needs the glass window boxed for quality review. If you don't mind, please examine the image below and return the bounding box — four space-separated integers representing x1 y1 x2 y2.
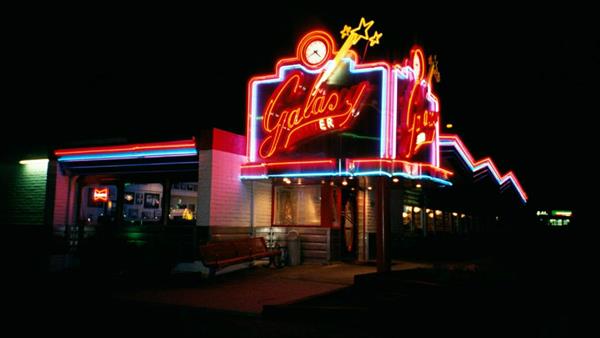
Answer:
123 183 163 224
169 182 198 224
274 185 321 226
80 185 118 225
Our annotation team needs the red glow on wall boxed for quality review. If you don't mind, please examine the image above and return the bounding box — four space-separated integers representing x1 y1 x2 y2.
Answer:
259 70 370 159
93 188 109 202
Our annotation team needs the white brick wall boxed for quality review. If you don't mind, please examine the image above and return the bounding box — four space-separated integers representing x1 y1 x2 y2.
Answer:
196 149 272 228
196 150 212 226
209 150 251 226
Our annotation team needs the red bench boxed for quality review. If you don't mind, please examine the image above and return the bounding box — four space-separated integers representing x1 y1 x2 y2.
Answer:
199 237 282 277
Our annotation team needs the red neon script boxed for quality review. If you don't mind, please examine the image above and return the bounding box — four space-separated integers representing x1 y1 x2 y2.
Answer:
259 71 369 159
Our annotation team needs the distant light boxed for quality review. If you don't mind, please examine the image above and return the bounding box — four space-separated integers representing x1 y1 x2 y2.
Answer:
446 123 453 129
342 179 348 186
283 177 291 184
297 178 302 185
416 184 422 188
367 186 372 190
551 210 572 217
19 159 49 165
452 212 458 217
392 177 399 183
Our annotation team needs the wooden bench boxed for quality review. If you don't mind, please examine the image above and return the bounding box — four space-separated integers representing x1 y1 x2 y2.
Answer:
199 237 282 277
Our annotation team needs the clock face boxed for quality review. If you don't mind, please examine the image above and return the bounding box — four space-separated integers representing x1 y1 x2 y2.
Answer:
297 31 334 70
305 40 328 66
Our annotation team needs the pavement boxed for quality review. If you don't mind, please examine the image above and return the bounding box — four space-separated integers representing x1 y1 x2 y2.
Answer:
115 260 432 314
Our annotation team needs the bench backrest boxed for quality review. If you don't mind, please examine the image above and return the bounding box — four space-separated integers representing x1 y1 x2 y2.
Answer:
199 237 269 262
199 241 238 262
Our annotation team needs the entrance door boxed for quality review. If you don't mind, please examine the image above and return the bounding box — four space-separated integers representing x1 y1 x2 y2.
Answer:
340 190 357 260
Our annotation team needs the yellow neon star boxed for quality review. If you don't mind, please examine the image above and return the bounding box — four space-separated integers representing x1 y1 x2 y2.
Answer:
340 25 352 39
369 31 382 46
350 17 374 45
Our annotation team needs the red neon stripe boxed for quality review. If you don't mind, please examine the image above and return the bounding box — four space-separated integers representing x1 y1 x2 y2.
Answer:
55 138 196 156
241 159 335 169
440 134 527 201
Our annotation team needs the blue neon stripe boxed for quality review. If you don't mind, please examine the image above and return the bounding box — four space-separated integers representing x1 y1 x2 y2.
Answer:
58 148 198 162
440 140 526 201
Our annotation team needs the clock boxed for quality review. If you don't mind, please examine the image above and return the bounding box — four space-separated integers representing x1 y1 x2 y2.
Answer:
305 40 327 66
297 31 334 70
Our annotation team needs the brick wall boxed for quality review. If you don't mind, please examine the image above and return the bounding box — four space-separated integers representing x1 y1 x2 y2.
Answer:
52 168 77 231
209 149 250 226
0 162 48 225
196 129 272 230
196 150 212 226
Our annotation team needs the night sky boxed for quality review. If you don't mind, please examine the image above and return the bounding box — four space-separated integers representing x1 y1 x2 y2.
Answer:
4 5 597 210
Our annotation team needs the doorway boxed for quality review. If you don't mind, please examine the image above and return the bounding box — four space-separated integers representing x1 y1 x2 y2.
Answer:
340 188 357 261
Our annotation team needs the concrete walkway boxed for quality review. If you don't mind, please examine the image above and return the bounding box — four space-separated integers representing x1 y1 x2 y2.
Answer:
116 261 431 314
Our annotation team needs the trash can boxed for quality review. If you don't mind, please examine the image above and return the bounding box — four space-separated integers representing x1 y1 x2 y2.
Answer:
286 230 301 266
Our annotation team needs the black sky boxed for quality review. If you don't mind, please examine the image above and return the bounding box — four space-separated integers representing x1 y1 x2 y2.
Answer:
4 5 598 209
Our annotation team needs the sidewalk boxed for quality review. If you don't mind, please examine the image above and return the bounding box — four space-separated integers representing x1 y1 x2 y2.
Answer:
115 261 431 314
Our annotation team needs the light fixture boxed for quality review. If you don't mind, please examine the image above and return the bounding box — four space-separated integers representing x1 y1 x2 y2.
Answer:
342 179 348 186
416 184 422 188
452 212 458 217
392 177 399 183
297 178 302 185
367 186 372 190
283 177 291 184
19 158 49 170
446 123 453 129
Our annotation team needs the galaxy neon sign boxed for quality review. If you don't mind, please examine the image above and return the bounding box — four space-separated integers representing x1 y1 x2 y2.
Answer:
242 19 527 202
259 69 371 159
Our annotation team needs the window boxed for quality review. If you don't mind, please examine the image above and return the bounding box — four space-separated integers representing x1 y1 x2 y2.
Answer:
274 185 321 226
80 185 118 225
169 181 198 224
123 183 163 224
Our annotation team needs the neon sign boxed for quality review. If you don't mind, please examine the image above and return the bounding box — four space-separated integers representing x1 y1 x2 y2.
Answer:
242 23 527 204
396 48 441 160
55 138 197 162
93 188 109 202
247 29 389 162
259 70 370 158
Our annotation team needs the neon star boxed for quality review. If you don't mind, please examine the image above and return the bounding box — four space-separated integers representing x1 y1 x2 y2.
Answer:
350 17 374 45
340 25 352 39
369 31 382 46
